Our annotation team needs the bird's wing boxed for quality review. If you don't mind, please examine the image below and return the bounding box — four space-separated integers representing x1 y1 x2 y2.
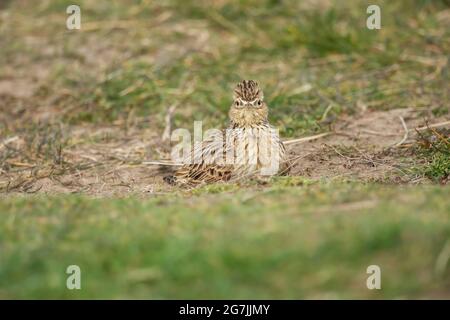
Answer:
175 129 233 185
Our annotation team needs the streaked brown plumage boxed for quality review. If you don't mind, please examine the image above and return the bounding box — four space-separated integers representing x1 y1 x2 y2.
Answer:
165 80 287 186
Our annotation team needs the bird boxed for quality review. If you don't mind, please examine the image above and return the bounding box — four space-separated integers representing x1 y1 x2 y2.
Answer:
164 80 288 186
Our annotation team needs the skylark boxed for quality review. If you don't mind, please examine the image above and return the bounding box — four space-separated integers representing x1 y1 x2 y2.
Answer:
165 80 287 186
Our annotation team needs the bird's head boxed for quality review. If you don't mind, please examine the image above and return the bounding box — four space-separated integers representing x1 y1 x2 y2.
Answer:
229 80 268 127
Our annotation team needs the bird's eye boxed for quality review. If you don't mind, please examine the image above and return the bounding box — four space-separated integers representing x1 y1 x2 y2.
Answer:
257 100 262 106
235 101 240 106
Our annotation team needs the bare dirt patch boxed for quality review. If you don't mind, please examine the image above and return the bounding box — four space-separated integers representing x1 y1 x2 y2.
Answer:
288 108 447 183
1 107 446 197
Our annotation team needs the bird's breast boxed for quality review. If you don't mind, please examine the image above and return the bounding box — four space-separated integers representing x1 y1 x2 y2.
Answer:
228 126 284 174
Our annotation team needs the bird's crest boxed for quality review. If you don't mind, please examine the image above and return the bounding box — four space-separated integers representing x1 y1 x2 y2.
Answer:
233 80 263 102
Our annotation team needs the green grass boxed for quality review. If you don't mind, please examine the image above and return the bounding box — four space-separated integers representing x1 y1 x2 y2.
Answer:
408 129 450 183
425 153 450 182
1 182 449 299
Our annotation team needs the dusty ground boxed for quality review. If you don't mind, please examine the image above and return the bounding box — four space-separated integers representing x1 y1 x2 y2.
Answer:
289 108 449 183
0 0 448 196
1 106 447 196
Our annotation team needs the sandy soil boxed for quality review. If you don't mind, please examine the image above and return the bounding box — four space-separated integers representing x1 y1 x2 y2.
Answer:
2 105 446 197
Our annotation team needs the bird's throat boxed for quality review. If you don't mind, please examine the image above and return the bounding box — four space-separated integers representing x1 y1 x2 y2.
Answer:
229 107 268 127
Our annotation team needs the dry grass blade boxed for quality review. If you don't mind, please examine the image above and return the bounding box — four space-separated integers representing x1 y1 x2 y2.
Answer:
142 160 182 166
416 120 450 132
391 116 409 148
429 127 450 146
283 132 331 146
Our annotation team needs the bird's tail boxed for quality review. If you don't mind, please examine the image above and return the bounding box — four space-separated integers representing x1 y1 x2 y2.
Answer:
142 160 181 185
163 175 177 185
154 164 178 185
